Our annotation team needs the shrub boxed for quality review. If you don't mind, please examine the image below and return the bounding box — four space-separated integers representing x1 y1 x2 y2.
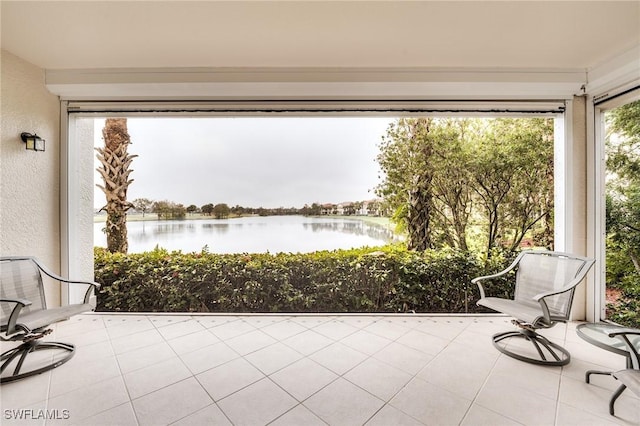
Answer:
607 287 640 328
94 246 512 313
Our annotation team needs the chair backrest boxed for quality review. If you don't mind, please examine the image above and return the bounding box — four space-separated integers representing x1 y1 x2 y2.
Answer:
514 251 592 320
0 258 46 326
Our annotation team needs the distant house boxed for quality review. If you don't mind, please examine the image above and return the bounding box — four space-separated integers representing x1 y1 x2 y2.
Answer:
337 202 357 215
319 200 384 216
321 203 337 215
363 199 383 216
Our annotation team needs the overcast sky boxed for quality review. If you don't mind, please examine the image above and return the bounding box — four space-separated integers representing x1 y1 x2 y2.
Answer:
94 117 394 209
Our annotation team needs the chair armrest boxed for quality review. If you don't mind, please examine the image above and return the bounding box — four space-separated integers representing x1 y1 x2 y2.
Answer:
533 261 595 303
533 284 576 302
472 252 524 299
34 258 101 288
607 328 640 338
607 328 640 369
0 298 32 336
0 297 32 307
532 258 595 323
28 257 101 305
82 282 100 305
532 286 576 325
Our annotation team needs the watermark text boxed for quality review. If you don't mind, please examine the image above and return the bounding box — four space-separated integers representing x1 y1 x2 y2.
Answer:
4 409 70 421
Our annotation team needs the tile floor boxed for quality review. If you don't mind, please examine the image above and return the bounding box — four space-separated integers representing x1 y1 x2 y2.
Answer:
1 314 638 426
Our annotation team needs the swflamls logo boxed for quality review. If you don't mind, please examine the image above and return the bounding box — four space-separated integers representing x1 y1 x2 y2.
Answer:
4 409 70 420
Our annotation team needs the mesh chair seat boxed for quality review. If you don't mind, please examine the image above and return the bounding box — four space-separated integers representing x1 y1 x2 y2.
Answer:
477 297 548 326
613 370 640 395
474 250 594 366
14 303 93 334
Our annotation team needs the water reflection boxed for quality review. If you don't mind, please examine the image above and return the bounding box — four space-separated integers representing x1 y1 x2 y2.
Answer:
302 220 396 242
202 223 231 231
96 216 400 254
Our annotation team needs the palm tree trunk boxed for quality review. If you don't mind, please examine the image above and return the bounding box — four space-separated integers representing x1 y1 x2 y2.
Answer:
95 118 137 254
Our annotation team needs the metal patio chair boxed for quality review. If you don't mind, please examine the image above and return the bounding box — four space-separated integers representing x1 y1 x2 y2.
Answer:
1 256 100 384
474 250 594 366
608 328 640 415
611 370 640 415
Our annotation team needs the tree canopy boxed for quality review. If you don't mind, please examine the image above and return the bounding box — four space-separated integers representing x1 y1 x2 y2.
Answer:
605 100 640 326
606 101 640 275
376 117 554 256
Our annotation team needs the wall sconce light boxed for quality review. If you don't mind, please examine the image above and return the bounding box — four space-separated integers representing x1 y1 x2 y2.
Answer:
20 132 45 152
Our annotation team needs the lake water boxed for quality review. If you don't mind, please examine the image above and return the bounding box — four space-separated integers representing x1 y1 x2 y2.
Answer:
94 216 399 254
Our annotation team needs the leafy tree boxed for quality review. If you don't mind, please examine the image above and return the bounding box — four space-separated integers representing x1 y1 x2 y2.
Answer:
376 117 554 256
342 203 356 216
96 118 137 253
301 204 322 216
132 198 153 217
605 100 640 327
186 204 199 215
429 119 474 251
153 200 186 220
352 201 364 215
606 101 640 278
213 203 230 219
607 101 640 180
201 203 214 216
376 118 473 251
376 118 433 250
231 205 247 215
471 118 554 253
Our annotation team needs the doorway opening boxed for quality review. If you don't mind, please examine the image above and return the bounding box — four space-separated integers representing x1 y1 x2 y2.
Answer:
603 98 640 327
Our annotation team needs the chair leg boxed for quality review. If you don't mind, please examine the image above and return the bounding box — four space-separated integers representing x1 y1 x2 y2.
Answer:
609 384 627 416
492 329 571 366
585 370 612 384
1 340 75 384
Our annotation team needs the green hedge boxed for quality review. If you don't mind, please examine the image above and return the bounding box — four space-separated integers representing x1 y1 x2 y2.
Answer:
607 288 640 328
94 246 514 313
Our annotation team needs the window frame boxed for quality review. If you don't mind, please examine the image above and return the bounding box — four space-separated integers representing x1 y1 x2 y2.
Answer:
589 86 640 322
61 99 569 306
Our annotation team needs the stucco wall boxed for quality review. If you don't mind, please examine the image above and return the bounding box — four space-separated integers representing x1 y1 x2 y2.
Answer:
1 49 61 306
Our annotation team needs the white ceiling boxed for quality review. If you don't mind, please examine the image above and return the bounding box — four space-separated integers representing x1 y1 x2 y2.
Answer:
1 1 639 71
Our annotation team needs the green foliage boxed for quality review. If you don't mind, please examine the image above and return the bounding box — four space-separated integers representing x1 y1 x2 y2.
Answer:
605 100 640 327
94 246 512 313
376 117 554 257
213 203 230 219
153 200 187 219
607 289 640 328
132 198 154 217
607 101 640 180
201 203 214 215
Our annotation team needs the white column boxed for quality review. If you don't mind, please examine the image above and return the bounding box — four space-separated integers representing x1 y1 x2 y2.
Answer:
566 95 589 320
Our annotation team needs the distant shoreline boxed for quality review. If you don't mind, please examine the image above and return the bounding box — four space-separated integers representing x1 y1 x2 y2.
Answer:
93 213 394 228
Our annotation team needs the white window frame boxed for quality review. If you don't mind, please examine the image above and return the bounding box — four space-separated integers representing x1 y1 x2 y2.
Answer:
589 86 640 322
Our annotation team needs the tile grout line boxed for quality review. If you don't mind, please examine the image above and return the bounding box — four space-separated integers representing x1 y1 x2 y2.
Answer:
354 319 463 426
105 315 142 426
46 316 140 425
247 317 404 425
